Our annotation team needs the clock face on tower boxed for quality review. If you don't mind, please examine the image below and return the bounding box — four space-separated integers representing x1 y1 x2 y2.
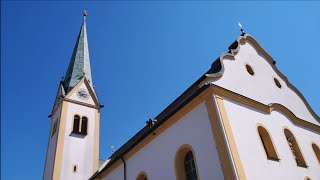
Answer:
76 88 90 100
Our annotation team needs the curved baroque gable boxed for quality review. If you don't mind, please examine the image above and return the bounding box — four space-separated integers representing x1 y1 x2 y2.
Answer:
204 34 319 125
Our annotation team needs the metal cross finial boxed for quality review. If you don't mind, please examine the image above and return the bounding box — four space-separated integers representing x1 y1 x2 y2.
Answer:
83 9 87 17
83 9 87 22
238 22 245 35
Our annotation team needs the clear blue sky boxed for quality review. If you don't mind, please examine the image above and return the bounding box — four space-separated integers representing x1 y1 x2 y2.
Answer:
1 1 319 179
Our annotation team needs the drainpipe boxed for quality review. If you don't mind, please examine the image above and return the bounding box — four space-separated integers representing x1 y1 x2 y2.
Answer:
121 157 127 180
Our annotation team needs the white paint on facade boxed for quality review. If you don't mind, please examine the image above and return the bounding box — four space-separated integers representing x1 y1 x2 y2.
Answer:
43 106 61 180
101 164 124 180
102 102 224 180
211 40 319 125
59 101 97 180
52 85 64 111
222 97 320 180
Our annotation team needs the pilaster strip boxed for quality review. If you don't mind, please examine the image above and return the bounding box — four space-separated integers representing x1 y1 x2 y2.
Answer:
205 96 236 180
215 95 246 180
52 102 68 180
93 109 100 172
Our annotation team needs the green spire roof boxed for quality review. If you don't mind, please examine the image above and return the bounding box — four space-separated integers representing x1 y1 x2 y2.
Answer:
63 11 93 93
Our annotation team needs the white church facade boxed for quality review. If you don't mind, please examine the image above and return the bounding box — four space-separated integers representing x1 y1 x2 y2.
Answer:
43 12 320 180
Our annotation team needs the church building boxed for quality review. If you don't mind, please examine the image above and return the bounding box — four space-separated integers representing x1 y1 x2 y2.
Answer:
43 12 320 180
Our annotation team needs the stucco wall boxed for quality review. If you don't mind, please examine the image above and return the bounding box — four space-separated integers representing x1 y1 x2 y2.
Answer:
43 106 61 180
59 102 96 180
100 164 124 180
222 97 320 180
102 102 224 180
211 40 318 125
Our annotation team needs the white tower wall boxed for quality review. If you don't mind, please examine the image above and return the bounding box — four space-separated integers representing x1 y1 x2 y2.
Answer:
59 102 97 179
43 107 61 180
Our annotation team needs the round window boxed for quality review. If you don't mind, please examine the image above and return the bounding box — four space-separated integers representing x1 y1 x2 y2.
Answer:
274 78 281 88
245 64 254 76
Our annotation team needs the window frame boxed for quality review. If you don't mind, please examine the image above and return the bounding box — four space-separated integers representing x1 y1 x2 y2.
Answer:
184 151 198 180
80 116 88 135
257 125 280 161
136 171 148 180
71 114 88 136
311 143 320 164
174 144 199 180
72 115 81 134
283 128 308 168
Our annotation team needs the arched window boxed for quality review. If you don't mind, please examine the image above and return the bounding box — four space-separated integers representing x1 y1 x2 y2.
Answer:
136 172 148 180
81 117 88 135
72 115 80 133
284 129 307 167
312 143 320 164
257 126 279 161
72 115 88 135
175 145 199 180
184 151 198 180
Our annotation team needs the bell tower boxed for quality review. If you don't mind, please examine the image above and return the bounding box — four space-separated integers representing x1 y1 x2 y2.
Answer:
43 11 101 180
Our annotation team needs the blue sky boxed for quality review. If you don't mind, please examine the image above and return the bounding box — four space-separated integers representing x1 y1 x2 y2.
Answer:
1 1 320 179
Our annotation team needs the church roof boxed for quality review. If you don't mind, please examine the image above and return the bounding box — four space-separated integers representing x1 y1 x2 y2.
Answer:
63 11 93 93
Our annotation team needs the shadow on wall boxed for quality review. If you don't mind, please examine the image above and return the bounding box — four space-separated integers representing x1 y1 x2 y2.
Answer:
69 133 86 139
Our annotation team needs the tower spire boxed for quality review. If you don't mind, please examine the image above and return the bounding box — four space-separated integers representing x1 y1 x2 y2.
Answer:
63 10 93 93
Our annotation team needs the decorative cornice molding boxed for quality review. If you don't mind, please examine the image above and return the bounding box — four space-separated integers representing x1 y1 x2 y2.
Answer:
63 98 101 109
208 84 320 131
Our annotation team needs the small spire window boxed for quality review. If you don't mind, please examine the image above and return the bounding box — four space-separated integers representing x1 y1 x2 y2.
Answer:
72 115 88 135
284 129 307 167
